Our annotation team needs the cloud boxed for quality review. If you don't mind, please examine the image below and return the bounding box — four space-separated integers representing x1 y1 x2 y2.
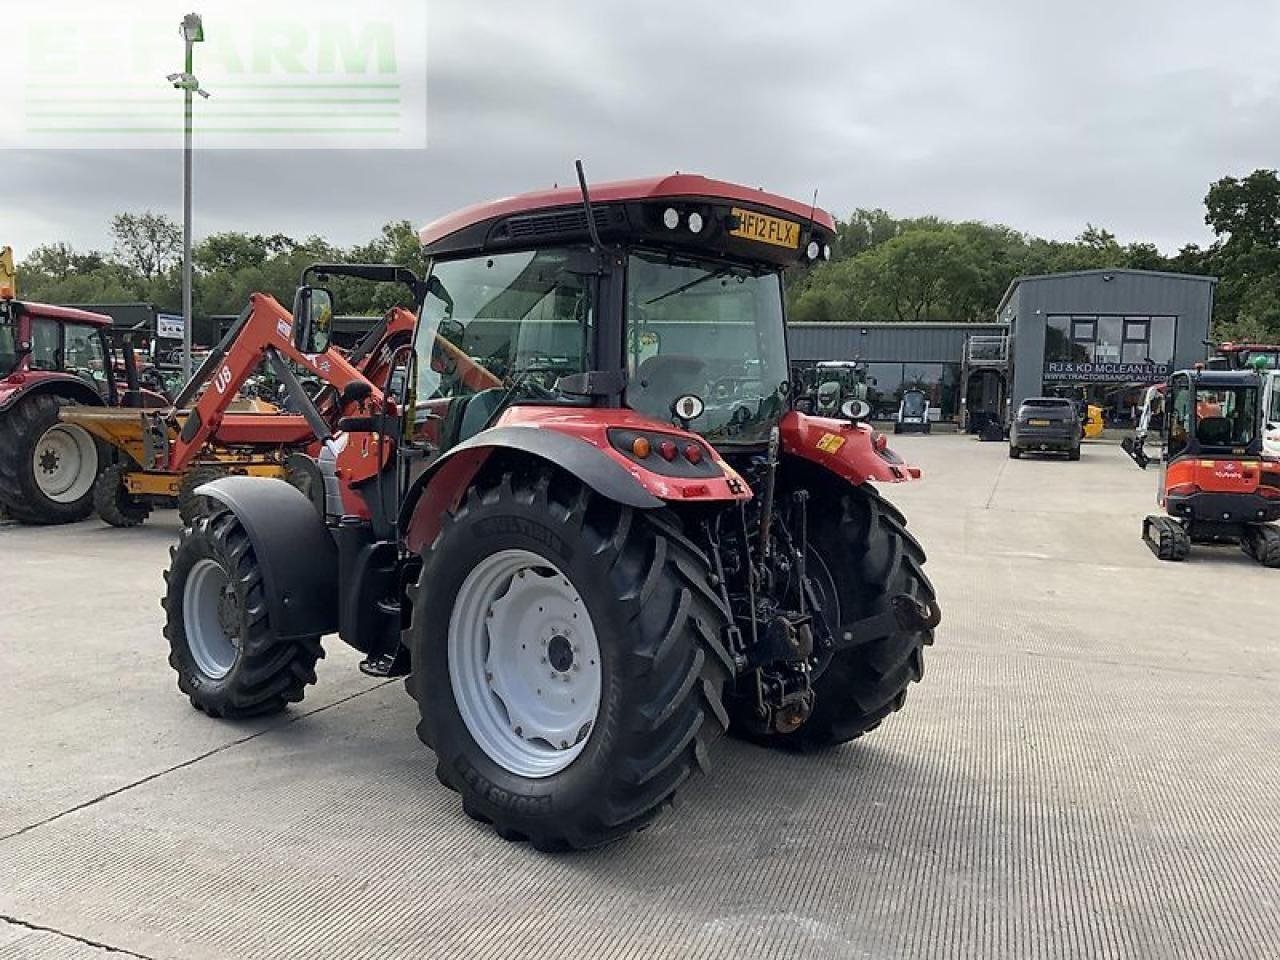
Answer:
4 0 1280 257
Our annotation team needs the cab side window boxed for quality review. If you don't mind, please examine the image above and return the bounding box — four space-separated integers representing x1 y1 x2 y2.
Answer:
30 319 60 371
63 324 108 398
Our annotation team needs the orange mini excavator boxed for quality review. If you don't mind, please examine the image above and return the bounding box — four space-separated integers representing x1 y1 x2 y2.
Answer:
1124 363 1280 564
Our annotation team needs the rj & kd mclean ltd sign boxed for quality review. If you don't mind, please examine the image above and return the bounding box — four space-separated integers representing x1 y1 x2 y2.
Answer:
1043 361 1170 384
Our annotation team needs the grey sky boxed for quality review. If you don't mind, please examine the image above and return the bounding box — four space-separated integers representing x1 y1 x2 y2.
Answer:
5 0 1280 257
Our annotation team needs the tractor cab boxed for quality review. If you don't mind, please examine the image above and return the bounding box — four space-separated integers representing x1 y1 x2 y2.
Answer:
409 174 840 454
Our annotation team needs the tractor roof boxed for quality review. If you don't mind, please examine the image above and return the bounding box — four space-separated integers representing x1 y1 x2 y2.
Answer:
10 299 113 327
419 173 837 259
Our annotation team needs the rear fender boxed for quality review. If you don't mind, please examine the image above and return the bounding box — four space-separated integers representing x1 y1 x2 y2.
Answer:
402 425 665 554
196 476 338 640
0 374 104 413
780 410 920 484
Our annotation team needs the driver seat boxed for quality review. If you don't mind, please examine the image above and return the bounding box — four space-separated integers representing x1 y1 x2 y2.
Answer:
1197 416 1232 446
629 354 706 421
456 388 508 443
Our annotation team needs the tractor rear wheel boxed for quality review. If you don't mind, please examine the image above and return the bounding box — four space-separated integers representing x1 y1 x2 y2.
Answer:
177 465 229 526
94 463 150 527
0 394 100 524
408 467 732 850
162 508 324 717
744 482 937 751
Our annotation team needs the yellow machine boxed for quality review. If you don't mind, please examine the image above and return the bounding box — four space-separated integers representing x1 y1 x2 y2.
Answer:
1083 403 1104 439
1 247 15 297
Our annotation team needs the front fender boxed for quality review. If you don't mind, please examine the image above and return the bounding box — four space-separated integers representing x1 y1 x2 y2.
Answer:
196 476 338 640
780 410 921 484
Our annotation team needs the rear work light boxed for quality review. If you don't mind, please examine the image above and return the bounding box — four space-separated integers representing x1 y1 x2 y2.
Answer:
1258 485 1280 500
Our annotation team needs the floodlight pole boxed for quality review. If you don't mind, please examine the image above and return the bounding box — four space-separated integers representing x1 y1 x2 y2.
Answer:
175 13 205 385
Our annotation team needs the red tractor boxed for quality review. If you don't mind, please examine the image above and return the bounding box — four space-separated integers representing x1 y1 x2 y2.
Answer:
162 170 941 849
0 292 166 523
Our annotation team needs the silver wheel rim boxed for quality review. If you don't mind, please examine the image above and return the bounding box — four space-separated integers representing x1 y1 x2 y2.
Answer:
183 558 240 680
448 549 602 778
33 423 97 503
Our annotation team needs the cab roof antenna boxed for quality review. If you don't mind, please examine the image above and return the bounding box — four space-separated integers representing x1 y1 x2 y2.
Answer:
575 159 604 251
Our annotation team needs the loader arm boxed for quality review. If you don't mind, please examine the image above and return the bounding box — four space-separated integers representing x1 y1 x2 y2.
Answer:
166 293 389 472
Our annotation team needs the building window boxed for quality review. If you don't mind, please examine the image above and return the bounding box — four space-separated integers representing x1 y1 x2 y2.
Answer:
1047 314 1178 366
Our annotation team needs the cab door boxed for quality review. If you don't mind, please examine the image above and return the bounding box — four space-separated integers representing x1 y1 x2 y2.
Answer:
1159 374 1192 507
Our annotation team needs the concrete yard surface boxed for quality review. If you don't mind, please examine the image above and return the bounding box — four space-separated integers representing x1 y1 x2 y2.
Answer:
2 435 1277 959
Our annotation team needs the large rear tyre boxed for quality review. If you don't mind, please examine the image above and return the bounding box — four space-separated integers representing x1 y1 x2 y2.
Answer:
408 468 732 850
162 508 324 717
743 483 937 751
0 394 100 524
94 463 151 527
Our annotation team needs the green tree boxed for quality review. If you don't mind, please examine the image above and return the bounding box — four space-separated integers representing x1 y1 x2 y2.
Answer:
110 212 183 281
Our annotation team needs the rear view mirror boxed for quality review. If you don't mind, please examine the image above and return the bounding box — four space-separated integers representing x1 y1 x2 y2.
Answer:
292 286 335 355
841 399 871 421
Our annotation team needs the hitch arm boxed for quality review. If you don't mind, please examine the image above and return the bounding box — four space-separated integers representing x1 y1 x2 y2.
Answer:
834 594 941 651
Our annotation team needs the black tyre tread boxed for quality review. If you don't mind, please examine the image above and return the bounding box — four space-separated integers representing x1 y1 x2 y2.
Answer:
1147 516 1190 562
0 393 98 524
1243 524 1280 568
409 467 730 850
1008 446 1021 459
162 508 323 718
94 463 151 527
177 465 229 526
779 482 937 751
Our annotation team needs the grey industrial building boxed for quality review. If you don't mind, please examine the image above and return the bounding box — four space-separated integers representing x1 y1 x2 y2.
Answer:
789 322 1002 420
995 268 1216 417
789 268 1217 427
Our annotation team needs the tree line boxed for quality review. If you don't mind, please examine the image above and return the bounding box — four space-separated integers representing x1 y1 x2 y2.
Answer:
13 169 1280 341
16 214 427 320
787 169 1280 342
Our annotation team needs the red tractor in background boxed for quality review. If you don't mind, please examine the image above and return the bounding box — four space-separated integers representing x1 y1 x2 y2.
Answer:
0 290 168 524
162 169 940 850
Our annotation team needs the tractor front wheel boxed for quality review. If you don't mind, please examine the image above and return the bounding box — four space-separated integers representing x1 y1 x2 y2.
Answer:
0 394 100 524
408 468 731 850
177 465 229 526
94 463 151 527
162 508 324 717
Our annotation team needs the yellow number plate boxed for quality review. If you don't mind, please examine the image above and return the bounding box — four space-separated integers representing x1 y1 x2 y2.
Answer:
1029 418 1050 426
729 208 800 249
